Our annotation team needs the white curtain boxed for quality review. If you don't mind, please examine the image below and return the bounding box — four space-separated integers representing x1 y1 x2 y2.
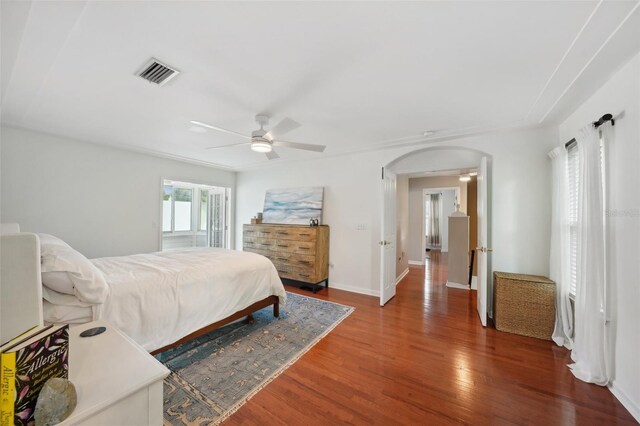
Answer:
548 146 573 348
428 194 440 246
570 124 609 385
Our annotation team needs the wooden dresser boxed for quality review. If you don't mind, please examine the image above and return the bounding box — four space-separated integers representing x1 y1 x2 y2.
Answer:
243 224 329 290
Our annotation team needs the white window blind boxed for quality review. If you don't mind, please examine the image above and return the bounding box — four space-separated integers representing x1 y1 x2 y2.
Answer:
567 142 579 297
566 133 606 298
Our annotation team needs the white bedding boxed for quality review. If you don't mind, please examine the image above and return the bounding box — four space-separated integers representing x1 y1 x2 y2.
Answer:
42 300 93 324
45 248 286 352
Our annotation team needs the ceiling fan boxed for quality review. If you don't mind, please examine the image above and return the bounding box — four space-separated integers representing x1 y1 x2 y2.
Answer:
190 115 326 160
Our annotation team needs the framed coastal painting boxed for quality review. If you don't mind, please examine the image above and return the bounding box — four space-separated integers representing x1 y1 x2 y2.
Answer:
263 187 324 224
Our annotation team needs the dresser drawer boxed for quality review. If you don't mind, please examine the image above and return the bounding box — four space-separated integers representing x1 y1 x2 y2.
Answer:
247 248 315 264
244 226 317 241
277 269 318 283
244 237 316 255
272 261 315 278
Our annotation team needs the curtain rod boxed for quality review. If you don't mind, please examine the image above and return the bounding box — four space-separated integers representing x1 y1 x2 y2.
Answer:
564 113 615 148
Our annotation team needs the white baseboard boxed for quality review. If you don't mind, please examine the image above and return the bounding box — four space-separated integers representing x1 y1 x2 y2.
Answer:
609 382 640 423
329 282 379 297
395 268 409 285
446 281 469 290
408 260 423 266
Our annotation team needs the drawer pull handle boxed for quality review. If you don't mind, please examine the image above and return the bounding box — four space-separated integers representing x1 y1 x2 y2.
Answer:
300 274 310 278
298 247 310 250
298 260 311 264
277 257 288 261
278 244 289 248
299 233 310 236
276 232 289 235
260 243 272 246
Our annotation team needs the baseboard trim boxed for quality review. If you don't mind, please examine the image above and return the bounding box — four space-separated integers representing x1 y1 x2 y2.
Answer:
446 281 469 290
609 382 640 423
329 282 379 298
408 260 423 266
395 268 409 285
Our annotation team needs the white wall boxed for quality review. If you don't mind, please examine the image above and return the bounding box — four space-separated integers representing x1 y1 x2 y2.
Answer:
236 126 556 297
559 52 640 421
0 126 236 258
407 176 467 261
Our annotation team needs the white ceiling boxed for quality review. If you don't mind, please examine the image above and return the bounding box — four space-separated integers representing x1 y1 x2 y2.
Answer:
2 1 639 170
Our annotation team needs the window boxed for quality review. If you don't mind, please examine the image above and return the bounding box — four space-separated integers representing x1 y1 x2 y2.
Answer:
173 188 193 231
161 180 230 250
163 186 193 232
567 142 579 297
199 190 209 231
162 185 173 232
566 134 605 297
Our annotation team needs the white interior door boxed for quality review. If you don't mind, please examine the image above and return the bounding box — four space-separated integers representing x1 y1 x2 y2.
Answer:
476 156 489 326
380 169 397 306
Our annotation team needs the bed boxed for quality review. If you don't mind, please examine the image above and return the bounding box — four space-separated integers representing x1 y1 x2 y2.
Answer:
2 225 286 354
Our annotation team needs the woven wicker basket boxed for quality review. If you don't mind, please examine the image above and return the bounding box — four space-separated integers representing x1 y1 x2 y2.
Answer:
493 272 556 340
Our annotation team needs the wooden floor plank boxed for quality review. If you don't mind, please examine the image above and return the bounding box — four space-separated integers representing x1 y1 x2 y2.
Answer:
225 251 636 425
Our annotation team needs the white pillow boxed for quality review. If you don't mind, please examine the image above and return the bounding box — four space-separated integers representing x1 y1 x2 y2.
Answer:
38 233 71 248
39 234 109 304
41 271 75 295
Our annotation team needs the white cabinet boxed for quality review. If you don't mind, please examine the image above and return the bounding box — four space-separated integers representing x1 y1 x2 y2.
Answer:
59 321 169 425
446 215 470 288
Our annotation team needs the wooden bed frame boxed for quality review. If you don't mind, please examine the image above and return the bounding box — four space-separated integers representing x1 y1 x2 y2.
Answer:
150 295 280 355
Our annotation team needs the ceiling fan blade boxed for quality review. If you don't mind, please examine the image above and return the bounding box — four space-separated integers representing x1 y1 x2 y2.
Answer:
272 140 326 152
266 150 280 160
190 120 251 140
205 142 251 150
264 117 300 140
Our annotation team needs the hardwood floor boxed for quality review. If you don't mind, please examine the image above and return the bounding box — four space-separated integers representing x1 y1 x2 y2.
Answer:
226 253 636 425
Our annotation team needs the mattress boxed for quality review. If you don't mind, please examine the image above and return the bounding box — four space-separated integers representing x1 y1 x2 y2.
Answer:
44 248 286 352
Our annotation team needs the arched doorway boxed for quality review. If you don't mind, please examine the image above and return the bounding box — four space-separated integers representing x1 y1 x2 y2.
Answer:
381 146 493 326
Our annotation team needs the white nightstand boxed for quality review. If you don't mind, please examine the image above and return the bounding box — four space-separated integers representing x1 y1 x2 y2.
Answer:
58 321 169 425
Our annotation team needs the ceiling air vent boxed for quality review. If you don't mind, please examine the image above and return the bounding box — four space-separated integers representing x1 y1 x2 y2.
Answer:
136 58 180 86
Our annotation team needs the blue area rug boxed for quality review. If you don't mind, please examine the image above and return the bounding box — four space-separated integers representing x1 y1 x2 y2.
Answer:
160 292 354 425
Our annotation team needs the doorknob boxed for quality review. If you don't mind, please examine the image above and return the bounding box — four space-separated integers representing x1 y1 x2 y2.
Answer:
379 240 391 246
476 247 493 253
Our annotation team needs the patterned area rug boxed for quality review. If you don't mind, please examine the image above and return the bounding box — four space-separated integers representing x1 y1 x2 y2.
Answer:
159 292 354 425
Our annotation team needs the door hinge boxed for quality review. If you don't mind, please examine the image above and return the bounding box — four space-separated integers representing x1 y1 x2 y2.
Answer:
382 167 384 180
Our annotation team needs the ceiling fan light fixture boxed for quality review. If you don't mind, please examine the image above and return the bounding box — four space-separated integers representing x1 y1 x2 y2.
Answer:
251 140 272 153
